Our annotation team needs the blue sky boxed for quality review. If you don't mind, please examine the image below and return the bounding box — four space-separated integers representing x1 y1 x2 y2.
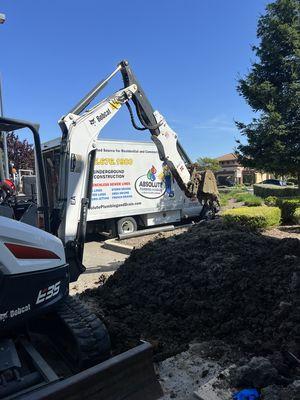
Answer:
1 0 269 160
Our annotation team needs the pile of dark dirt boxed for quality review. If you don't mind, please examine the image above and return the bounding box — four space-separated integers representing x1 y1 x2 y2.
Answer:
82 220 300 392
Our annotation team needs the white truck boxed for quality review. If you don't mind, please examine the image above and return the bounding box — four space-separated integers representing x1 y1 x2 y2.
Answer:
42 137 202 236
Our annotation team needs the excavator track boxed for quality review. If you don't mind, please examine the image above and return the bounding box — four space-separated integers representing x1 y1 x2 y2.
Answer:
4 298 162 400
55 296 111 370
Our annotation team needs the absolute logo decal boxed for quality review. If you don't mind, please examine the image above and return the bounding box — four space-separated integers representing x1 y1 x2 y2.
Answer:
135 165 166 199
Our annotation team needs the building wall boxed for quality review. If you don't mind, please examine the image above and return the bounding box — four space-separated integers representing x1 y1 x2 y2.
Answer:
215 157 273 185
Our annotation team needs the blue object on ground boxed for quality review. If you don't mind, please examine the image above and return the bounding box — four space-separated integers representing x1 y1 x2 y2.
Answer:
233 389 260 400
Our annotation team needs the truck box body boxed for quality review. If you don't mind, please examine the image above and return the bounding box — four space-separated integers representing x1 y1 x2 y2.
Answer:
42 138 202 234
88 140 202 226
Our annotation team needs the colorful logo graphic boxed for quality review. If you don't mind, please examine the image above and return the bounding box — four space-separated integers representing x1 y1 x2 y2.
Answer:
135 163 175 199
147 165 157 181
135 164 165 199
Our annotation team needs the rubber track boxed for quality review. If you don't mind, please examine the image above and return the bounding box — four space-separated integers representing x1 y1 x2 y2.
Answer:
57 296 111 369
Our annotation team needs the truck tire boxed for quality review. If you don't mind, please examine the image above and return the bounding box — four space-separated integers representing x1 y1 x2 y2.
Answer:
200 203 216 220
117 217 137 235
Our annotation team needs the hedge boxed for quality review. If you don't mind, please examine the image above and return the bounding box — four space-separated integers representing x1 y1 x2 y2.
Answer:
253 184 300 198
276 198 300 224
222 206 281 230
294 208 300 224
264 196 278 207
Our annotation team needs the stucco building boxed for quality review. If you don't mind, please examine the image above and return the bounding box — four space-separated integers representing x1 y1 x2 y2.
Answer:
215 153 273 185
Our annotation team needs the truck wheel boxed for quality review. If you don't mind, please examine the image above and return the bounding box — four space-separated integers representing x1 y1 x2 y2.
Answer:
117 217 137 235
200 204 215 220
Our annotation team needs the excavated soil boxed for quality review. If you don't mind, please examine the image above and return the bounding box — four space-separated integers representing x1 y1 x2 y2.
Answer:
81 220 300 394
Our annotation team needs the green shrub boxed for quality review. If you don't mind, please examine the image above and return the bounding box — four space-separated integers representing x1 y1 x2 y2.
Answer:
222 206 281 230
244 196 263 207
233 193 249 202
253 184 300 198
233 193 263 206
276 198 300 224
219 193 231 206
264 196 278 207
234 184 248 191
232 192 249 201
294 208 300 224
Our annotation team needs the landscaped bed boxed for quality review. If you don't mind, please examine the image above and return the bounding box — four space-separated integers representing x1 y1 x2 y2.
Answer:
220 187 300 228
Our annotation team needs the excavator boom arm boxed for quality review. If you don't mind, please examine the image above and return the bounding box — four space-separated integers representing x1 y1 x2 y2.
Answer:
56 61 219 279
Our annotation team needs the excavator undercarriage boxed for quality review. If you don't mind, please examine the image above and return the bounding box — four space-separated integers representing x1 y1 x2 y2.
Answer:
0 297 161 400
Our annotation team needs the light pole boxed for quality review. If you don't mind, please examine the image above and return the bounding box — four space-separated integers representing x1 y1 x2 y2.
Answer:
0 12 9 180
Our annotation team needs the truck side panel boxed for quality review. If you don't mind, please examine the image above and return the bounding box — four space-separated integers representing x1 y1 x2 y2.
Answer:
87 140 201 223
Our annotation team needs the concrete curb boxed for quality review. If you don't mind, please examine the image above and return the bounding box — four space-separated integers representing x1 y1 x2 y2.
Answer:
103 223 194 255
103 239 133 255
118 225 175 240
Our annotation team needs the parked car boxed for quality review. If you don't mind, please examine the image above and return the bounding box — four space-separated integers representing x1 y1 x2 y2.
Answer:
224 177 235 186
260 179 287 186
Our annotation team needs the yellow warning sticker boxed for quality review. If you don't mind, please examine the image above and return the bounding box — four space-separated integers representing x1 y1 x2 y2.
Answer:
109 99 121 110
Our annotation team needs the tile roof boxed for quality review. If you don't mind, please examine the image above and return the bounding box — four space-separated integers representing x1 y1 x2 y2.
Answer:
216 153 238 161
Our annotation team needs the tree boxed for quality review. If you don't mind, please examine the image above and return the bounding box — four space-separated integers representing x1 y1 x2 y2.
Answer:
196 157 221 173
236 0 300 185
7 132 35 171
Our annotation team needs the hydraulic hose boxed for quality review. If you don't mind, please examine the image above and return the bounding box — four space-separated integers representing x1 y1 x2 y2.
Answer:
125 101 162 132
125 102 147 131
